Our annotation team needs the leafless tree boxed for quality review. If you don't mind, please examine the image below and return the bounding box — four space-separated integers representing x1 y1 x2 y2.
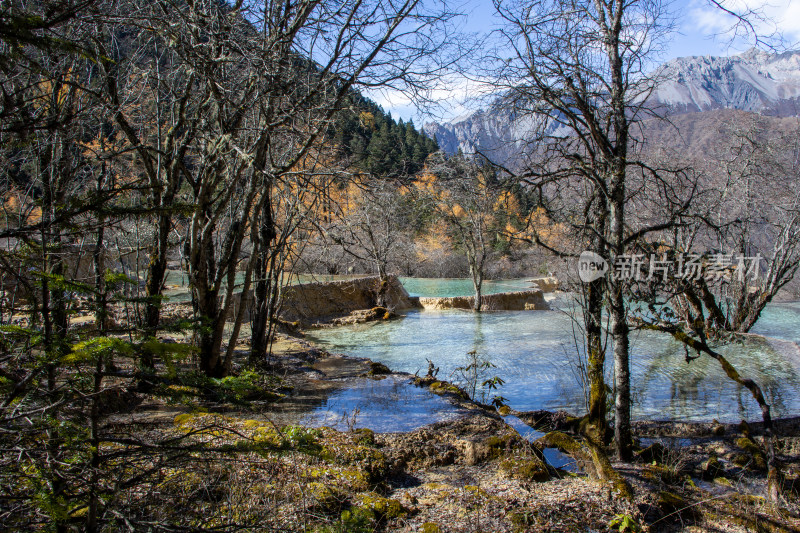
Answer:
677 120 800 333
486 0 684 462
424 152 504 311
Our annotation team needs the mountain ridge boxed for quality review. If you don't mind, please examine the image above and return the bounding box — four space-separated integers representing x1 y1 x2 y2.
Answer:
424 49 800 162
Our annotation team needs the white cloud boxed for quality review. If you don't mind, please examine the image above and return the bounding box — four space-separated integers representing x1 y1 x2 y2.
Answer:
687 0 800 48
363 74 497 124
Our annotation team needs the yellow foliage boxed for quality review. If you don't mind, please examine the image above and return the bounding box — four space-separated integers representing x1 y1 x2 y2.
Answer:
522 207 568 247
359 111 375 129
494 190 522 218
415 221 452 263
414 172 438 195
450 204 465 218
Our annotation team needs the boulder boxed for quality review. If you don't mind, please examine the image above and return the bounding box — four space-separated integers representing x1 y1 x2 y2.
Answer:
527 276 560 293
279 275 420 324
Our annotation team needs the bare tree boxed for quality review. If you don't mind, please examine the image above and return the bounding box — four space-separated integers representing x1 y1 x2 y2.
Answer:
424 152 504 311
682 120 800 333
315 178 412 283
487 0 682 461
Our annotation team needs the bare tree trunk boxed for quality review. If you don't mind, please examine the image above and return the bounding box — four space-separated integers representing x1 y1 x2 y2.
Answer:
470 260 483 312
141 210 171 369
586 191 609 445
251 190 277 363
611 291 631 459
610 181 633 460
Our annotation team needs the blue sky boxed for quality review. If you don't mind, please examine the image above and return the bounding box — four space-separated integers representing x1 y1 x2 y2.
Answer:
369 0 799 123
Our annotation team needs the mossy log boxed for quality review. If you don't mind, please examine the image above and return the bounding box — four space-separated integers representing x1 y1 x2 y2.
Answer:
539 431 632 498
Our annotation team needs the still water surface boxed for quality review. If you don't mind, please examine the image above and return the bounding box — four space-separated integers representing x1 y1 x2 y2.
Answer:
306 279 800 423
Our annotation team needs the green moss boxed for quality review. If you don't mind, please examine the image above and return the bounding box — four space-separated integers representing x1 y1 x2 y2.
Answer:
173 413 196 426
242 419 267 429
321 444 389 483
353 492 408 520
735 437 767 470
484 434 516 459
368 362 391 375
541 431 586 456
308 483 347 515
700 456 723 480
500 455 550 482
421 523 441 533
427 380 468 399
509 509 537 530
464 485 490 497
643 464 682 485
335 507 375 532
352 428 376 446
306 466 371 492
635 442 666 464
657 491 695 519
444 384 468 399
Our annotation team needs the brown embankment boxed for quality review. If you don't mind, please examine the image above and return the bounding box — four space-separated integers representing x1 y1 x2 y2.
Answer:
278 275 420 324
419 289 550 311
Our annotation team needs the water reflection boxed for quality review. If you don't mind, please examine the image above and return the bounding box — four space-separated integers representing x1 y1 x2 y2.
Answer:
307 303 800 422
300 376 470 432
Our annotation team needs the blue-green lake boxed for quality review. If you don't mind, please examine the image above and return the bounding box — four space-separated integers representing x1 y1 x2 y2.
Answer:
306 279 800 423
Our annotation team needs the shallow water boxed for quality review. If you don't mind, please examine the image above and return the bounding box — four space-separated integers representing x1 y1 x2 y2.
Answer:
400 277 536 297
751 301 800 344
299 376 469 432
307 280 800 423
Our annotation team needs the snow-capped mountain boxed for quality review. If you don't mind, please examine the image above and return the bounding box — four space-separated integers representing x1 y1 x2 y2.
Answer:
652 48 800 115
424 49 800 161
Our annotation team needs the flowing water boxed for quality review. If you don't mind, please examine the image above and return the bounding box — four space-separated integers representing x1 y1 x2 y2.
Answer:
306 279 800 423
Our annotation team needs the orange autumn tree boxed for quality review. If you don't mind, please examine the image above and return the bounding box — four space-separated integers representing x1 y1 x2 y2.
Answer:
421 152 508 311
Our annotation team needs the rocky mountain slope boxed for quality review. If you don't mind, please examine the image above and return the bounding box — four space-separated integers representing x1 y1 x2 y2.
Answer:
652 48 800 116
424 49 800 163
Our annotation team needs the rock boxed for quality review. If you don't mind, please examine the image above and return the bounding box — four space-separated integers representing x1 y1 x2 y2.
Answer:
279 275 420 324
739 419 752 438
353 428 376 445
657 491 696 518
500 454 550 482
699 456 724 480
527 276 559 292
366 361 392 375
380 415 525 469
308 482 347 515
418 289 549 311
636 442 667 464
516 409 578 432
353 492 409 520
735 436 768 470
331 306 397 326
